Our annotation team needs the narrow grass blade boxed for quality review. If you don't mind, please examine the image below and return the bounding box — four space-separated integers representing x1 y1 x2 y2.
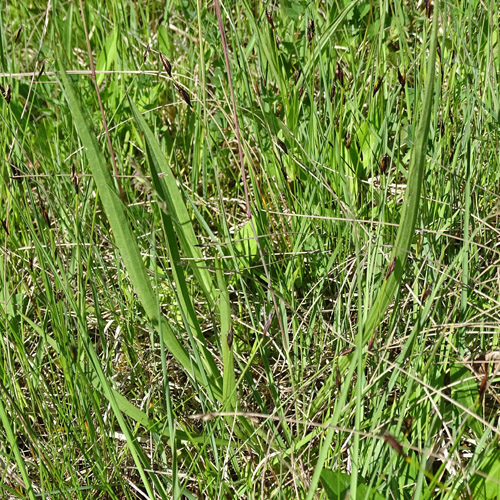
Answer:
361 2 440 345
0 393 36 500
216 263 236 414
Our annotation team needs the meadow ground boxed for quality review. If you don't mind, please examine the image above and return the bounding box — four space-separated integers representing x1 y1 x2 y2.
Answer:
1 1 500 498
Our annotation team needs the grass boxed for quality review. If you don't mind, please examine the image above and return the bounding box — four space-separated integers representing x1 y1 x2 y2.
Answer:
1 0 500 498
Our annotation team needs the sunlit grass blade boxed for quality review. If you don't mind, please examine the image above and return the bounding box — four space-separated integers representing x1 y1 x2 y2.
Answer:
128 99 222 394
361 2 440 345
58 67 222 398
128 99 217 309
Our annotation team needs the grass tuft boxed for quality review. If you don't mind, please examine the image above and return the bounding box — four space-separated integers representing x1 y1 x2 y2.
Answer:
1 1 500 498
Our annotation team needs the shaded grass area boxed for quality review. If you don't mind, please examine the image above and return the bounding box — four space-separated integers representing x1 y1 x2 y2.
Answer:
1 1 500 498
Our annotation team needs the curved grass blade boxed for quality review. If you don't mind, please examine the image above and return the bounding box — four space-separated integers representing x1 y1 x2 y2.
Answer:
128 99 222 392
128 99 217 310
57 67 222 400
307 4 441 498
361 2 440 346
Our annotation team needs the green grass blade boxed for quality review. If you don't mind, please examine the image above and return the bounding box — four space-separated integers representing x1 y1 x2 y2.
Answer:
361 2 440 345
0 393 36 500
57 67 221 398
128 99 222 393
128 99 217 309
216 263 237 414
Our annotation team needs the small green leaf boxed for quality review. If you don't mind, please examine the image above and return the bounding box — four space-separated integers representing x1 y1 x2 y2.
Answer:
281 0 306 20
320 469 350 499
96 27 118 86
233 220 258 265
450 363 482 438
320 469 385 500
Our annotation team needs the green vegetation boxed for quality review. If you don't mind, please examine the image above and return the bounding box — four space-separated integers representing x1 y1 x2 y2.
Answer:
1 0 499 498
